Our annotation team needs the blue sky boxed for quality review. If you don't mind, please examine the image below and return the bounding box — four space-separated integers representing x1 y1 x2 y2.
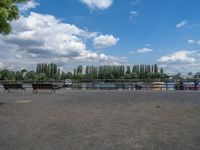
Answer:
0 0 200 74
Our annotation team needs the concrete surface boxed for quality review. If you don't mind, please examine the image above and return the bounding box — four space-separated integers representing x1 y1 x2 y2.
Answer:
0 90 200 150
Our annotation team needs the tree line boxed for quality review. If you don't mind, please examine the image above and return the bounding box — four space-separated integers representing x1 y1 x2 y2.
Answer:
0 63 72 81
0 63 167 81
73 64 167 80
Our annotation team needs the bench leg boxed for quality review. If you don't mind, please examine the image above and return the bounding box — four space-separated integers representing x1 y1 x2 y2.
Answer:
51 89 56 94
32 89 38 93
21 89 26 93
5 89 10 93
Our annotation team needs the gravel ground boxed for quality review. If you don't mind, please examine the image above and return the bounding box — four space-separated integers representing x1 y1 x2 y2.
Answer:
0 89 200 150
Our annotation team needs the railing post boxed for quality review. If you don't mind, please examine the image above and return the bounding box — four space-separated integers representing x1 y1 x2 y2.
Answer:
93 80 95 90
194 79 197 91
71 80 74 90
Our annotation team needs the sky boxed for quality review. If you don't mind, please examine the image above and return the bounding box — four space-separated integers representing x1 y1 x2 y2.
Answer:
0 0 200 74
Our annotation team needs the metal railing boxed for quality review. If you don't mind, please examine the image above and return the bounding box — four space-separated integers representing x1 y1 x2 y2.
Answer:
71 79 200 91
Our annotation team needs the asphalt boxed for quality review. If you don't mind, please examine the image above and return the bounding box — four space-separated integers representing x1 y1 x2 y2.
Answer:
0 89 200 150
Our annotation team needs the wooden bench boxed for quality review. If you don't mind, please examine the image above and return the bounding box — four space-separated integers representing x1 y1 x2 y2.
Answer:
3 84 26 93
32 84 56 93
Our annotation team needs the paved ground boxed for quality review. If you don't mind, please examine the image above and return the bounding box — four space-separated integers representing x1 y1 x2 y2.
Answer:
0 89 200 150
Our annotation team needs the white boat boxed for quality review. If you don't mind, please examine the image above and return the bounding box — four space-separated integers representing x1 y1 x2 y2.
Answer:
152 82 166 91
64 79 72 87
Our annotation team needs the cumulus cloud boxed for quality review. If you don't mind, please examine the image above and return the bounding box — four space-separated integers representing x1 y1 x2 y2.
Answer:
158 50 200 73
18 0 39 12
80 0 113 10
0 12 125 71
176 20 188 28
93 35 119 49
158 51 196 63
136 48 153 54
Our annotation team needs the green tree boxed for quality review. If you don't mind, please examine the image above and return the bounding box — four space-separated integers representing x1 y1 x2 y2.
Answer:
35 73 47 81
154 64 158 74
60 72 73 80
160 68 164 74
24 71 36 80
36 63 60 80
0 69 15 80
15 71 23 80
126 66 131 74
0 0 29 35
85 65 89 75
77 65 83 74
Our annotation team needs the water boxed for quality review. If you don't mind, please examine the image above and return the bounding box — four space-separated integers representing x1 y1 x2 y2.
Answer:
72 82 176 90
166 82 176 91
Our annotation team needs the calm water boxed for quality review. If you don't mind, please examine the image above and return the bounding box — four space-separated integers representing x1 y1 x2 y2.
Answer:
72 82 177 90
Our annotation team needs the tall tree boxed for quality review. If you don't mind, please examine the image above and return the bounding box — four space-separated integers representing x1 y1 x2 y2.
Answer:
160 68 164 74
126 66 131 74
36 63 60 80
77 65 83 74
0 0 29 35
154 64 158 74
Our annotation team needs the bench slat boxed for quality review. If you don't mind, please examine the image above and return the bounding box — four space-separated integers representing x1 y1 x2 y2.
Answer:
32 84 56 93
3 84 25 93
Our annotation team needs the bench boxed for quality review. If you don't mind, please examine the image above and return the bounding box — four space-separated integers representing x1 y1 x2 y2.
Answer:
32 84 57 93
3 84 26 93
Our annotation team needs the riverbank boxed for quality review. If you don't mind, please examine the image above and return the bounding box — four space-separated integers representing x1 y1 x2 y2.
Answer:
0 90 200 150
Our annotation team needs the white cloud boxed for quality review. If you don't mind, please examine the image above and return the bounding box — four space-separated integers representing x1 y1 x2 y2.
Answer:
158 51 196 63
80 0 113 10
158 50 200 73
18 0 39 12
187 39 200 45
188 39 195 44
93 35 119 49
136 48 153 54
176 20 188 28
0 12 125 71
